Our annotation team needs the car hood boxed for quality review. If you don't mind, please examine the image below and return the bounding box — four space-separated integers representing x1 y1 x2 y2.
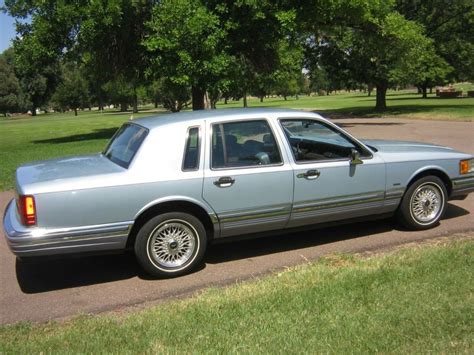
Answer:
362 139 454 153
362 139 471 163
16 154 125 194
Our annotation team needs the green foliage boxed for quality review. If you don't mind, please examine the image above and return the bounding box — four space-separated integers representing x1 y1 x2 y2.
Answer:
0 49 21 115
144 0 230 110
311 9 446 109
397 0 474 82
50 62 90 115
2 0 471 113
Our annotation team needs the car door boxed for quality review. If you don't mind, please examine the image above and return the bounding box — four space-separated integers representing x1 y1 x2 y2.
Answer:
278 118 387 228
202 118 293 238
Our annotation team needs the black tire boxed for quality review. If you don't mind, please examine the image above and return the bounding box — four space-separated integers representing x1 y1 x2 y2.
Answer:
134 212 207 278
396 176 447 230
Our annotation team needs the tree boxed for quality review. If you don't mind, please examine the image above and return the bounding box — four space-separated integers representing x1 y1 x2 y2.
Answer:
397 0 474 82
13 41 60 116
144 0 230 111
272 40 304 100
79 0 153 113
50 62 90 115
4 0 153 113
311 12 437 110
207 1 296 107
0 48 21 116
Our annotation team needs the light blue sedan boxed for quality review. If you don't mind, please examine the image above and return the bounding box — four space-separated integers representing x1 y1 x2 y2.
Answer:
3 108 474 277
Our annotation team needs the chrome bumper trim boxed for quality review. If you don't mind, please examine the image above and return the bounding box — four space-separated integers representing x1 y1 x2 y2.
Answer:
3 200 132 257
451 176 474 198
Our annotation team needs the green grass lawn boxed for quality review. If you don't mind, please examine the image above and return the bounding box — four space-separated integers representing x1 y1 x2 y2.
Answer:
218 90 474 120
1 237 472 353
1 90 473 190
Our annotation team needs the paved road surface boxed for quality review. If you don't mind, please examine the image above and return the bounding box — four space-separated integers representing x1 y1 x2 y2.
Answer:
1 117 473 324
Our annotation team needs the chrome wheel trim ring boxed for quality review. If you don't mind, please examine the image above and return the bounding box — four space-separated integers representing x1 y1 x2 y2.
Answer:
409 182 444 225
146 219 199 271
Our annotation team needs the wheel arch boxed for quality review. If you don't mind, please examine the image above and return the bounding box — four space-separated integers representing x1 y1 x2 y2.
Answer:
405 167 452 197
126 199 218 249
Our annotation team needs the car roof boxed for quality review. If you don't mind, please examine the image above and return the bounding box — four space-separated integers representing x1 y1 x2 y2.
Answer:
131 108 322 130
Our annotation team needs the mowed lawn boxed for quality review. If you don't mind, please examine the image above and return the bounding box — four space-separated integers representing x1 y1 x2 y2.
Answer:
1 90 473 190
218 90 474 120
0 238 472 353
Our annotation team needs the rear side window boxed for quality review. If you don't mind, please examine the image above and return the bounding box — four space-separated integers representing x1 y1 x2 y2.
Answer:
182 127 200 171
211 120 282 169
103 123 148 168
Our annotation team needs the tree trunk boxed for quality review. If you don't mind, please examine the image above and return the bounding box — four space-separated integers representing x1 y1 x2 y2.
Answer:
74 108 78 116
120 102 128 112
98 96 104 111
422 84 428 99
429 87 433 94
368 85 373 97
31 105 37 116
375 82 388 111
154 99 158 108
259 96 264 102
243 93 248 108
132 90 138 113
283 95 287 100
192 86 206 110
224 97 228 104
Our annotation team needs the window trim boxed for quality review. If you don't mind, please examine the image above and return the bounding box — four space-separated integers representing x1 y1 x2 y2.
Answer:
210 118 285 171
181 125 201 172
102 122 149 169
278 118 373 165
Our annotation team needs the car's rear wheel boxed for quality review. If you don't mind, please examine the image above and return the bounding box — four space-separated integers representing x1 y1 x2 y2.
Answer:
397 176 447 230
134 212 207 278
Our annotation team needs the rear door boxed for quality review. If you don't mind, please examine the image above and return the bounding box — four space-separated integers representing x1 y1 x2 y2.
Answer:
202 118 293 238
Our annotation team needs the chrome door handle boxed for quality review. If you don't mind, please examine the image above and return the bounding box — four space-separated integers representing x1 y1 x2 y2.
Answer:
297 169 320 180
214 176 235 188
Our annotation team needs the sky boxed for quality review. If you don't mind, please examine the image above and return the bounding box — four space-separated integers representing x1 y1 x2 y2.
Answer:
0 1 18 53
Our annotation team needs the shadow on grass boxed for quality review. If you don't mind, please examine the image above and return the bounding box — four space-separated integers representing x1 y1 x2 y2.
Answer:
318 103 474 119
337 122 405 128
32 128 118 144
14 202 469 293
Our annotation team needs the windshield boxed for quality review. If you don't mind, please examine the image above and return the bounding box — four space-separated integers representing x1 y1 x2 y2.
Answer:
103 123 148 168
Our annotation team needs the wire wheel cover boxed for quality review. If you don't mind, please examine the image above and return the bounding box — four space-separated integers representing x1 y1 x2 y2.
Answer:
410 183 443 224
148 220 197 268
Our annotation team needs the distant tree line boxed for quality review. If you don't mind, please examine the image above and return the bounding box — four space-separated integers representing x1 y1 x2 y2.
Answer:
0 0 472 116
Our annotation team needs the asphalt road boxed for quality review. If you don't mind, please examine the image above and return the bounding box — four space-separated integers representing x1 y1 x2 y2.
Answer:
1 117 473 325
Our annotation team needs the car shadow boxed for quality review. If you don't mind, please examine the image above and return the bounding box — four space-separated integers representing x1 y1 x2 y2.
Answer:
32 128 118 144
15 203 469 294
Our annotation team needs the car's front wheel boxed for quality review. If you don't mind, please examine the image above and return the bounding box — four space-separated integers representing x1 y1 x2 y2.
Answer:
397 176 447 230
134 212 207 278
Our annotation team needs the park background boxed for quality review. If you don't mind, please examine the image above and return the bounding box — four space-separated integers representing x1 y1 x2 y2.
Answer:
0 1 473 352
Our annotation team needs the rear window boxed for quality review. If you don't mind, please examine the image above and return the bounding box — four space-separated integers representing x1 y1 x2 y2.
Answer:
103 123 148 168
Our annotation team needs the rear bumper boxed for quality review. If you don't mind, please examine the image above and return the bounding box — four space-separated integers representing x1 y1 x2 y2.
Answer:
3 199 131 257
450 176 474 199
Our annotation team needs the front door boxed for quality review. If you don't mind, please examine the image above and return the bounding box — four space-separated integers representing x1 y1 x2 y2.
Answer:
279 118 387 228
202 118 293 238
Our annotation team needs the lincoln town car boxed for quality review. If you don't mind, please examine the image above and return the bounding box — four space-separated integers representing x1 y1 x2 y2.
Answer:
3 108 474 277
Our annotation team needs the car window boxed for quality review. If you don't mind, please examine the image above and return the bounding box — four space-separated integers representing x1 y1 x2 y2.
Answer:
212 120 282 169
103 123 148 168
280 119 363 162
182 127 200 171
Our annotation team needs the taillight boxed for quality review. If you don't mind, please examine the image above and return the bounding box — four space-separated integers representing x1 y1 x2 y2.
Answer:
18 195 36 226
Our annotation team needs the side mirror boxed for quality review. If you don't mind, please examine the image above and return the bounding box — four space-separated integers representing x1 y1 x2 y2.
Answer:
350 149 363 165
